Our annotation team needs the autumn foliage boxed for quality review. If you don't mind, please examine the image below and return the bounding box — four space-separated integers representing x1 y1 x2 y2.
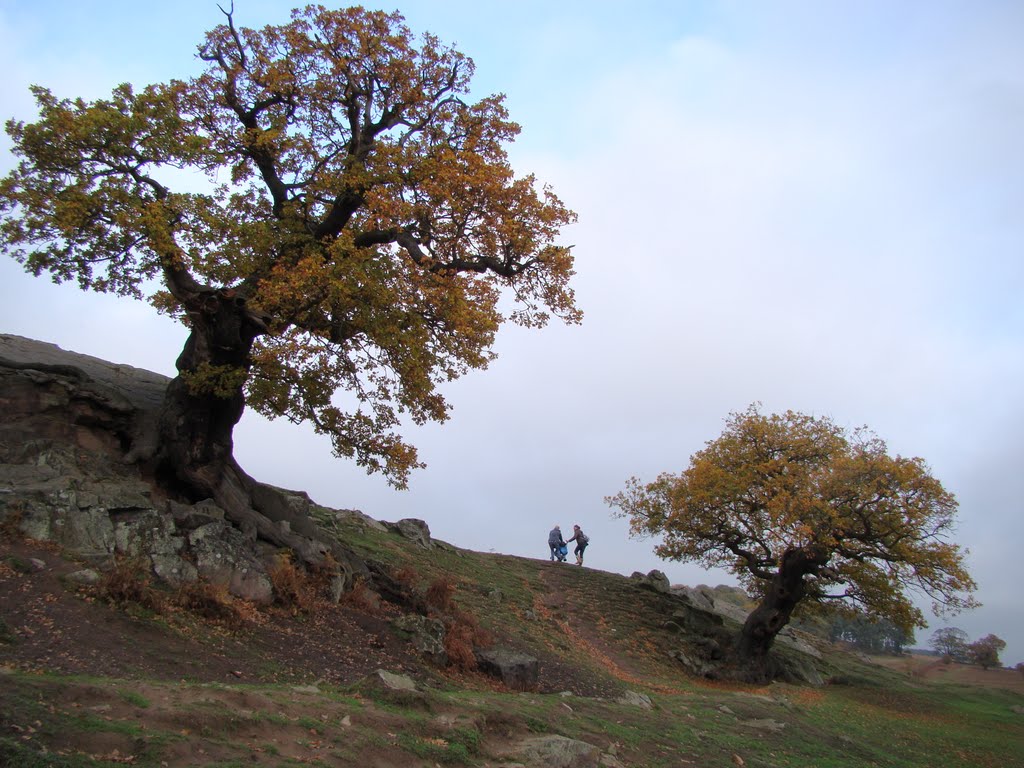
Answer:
0 6 579 497
968 634 1006 670
608 405 978 677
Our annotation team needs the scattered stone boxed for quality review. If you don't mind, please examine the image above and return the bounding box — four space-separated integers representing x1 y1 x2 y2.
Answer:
476 647 539 691
669 648 718 679
363 669 418 692
742 718 787 733
1 556 36 574
63 569 101 586
511 734 601 768
354 669 429 710
616 691 654 709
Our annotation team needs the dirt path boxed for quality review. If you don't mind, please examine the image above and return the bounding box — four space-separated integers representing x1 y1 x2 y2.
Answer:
533 561 678 694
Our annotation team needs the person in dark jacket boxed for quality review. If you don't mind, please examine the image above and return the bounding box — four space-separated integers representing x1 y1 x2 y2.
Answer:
566 524 589 565
548 525 566 562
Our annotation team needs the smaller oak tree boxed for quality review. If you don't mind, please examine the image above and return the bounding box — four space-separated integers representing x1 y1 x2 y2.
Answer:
607 405 977 681
968 634 1006 670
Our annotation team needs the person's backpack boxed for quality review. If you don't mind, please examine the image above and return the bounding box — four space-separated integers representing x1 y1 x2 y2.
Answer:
579 533 590 545
558 544 568 556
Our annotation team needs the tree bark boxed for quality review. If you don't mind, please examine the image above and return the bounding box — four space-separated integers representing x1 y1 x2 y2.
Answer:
99 286 375 595
144 291 367 583
154 290 260 502
737 546 828 680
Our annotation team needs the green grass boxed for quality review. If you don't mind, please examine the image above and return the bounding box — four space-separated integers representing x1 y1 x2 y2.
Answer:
397 731 474 764
0 615 15 644
0 737 119 768
4 518 1023 768
117 688 151 708
1 660 1020 768
66 712 147 737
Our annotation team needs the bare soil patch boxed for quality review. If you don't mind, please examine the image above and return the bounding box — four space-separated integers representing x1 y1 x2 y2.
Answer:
0 538 438 687
0 539 635 698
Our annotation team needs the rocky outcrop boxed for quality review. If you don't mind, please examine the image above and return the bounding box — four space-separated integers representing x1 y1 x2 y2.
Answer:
393 613 448 666
663 605 726 635
358 669 419 692
385 517 433 548
631 569 671 593
0 334 367 603
672 584 750 624
670 583 825 669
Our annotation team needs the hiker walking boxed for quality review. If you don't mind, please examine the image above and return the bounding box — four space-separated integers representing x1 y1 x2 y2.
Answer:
566 524 589 566
548 525 566 562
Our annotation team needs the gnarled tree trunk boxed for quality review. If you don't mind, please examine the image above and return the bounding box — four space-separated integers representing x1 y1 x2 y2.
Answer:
736 546 828 681
139 289 366 584
154 290 258 502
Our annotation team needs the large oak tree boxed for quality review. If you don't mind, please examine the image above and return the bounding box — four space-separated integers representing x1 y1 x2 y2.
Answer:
607 405 977 681
0 7 579 532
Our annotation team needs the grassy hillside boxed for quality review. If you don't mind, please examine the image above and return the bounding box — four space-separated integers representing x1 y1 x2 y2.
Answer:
2 511 1022 767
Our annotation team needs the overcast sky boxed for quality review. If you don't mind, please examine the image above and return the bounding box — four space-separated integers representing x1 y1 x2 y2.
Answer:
1 1 1022 665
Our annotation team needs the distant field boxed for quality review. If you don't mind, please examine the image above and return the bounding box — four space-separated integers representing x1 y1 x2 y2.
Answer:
870 652 1024 694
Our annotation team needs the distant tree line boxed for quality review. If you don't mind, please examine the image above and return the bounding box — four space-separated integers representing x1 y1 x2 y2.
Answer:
829 613 914 655
929 627 1007 669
